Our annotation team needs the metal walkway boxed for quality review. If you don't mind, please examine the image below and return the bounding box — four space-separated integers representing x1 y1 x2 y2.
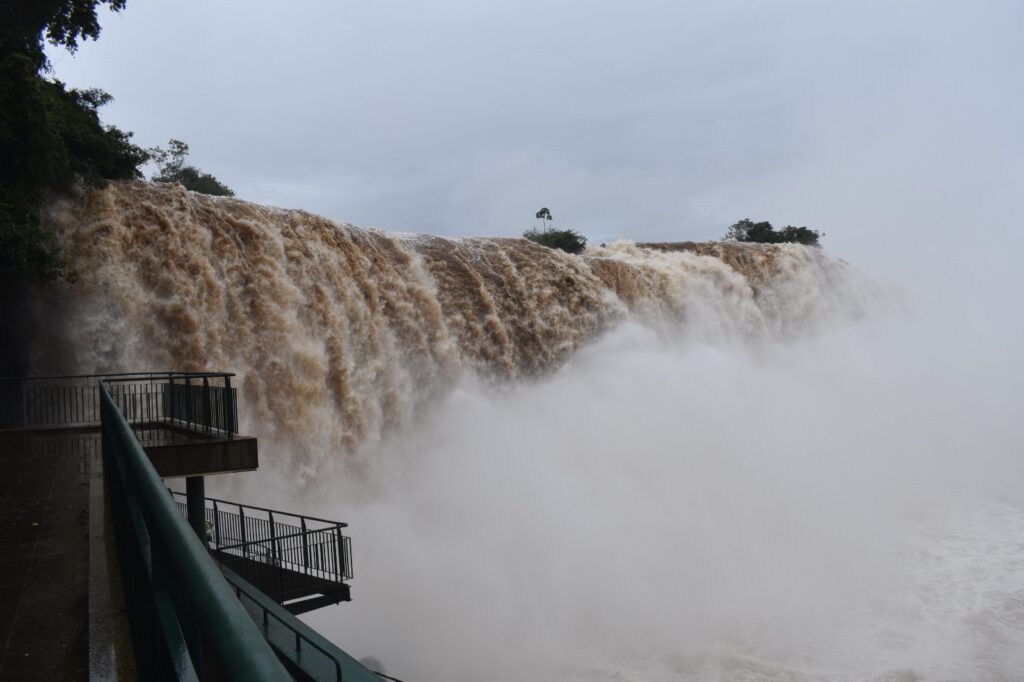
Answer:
173 493 354 614
0 373 383 681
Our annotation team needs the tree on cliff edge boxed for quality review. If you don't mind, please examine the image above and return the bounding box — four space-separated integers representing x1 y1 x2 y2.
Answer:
725 219 822 246
150 139 234 196
524 207 587 254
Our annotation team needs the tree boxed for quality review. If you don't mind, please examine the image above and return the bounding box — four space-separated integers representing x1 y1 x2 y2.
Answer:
536 207 552 227
2 1 142 374
724 218 821 246
1 0 147 284
1 0 128 72
150 139 234 196
523 227 587 254
525 207 587 254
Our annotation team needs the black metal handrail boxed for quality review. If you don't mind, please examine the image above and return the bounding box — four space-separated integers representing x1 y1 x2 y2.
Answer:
171 492 354 587
1 371 235 381
181 493 349 528
0 371 238 436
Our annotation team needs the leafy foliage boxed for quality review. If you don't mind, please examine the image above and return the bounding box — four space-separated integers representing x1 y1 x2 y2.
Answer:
1 0 128 71
523 227 588 254
0 55 147 282
725 219 821 246
1 0 148 284
150 139 234 196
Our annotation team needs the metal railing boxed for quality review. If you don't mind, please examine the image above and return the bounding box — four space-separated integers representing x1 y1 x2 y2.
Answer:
221 567 385 682
229 573 345 681
0 372 237 436
172 493 353 600
99 377 290 681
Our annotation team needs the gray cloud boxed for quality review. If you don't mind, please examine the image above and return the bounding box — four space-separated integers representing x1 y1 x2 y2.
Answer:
49 1 1024 278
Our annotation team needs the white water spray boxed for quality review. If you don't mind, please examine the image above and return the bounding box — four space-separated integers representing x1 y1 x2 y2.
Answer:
36 181 1024 680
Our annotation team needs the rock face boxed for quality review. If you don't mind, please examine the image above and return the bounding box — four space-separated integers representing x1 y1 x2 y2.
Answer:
34 181 873 471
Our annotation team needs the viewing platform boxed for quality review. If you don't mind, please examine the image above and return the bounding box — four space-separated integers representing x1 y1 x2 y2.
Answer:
0 372 381 681
1 372 258 477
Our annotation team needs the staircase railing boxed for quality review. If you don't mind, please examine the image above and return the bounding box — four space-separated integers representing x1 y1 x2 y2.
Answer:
172 492 353 599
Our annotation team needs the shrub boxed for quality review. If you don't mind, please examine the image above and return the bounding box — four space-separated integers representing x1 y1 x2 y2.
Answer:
725 219 821 246
150 139 234 196
523 227 588 254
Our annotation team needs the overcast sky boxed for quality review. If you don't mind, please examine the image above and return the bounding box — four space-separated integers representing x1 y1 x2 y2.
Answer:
48 1 1023 280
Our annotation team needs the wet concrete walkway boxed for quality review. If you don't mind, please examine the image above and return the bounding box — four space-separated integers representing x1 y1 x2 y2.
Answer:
0 429 98 680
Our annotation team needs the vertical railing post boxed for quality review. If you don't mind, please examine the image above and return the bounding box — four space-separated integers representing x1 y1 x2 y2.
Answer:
202 376 212 434
212 499 220 548
166 374 174 424
224 375 235 439
269 511 278 564
184 376 193 430
269 510 283 598
239 506 248 558
301 517 310 575
335 527 343 579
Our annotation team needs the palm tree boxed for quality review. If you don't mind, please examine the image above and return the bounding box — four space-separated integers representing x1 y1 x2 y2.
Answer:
535 207 552 229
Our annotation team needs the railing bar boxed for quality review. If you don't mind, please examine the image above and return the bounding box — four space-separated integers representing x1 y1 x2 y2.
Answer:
239 506 247 558
0 371 236 382
213 499 220 548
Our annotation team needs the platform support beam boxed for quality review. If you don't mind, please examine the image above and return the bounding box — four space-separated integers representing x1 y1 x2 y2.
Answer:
186 475 206 542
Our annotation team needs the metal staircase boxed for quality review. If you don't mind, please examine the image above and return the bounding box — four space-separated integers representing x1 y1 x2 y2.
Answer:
173 493 354 614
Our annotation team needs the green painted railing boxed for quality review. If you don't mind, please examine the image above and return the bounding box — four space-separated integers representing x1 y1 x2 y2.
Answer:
100 379 291 680
223 568 382 682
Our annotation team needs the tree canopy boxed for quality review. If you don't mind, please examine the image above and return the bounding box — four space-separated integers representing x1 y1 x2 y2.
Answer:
150 139 234 196
1 0 145 284
1 0 128 71
1 1 235 285
523 227 588 254
524 207 587 254
724 219 822 246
